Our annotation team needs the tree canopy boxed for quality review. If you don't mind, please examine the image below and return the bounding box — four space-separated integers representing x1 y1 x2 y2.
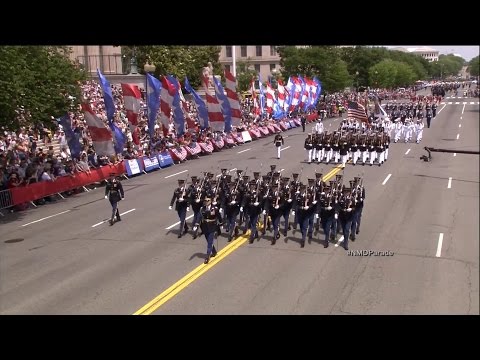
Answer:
122 46 222 89
0 46 86 131
467 56 479 77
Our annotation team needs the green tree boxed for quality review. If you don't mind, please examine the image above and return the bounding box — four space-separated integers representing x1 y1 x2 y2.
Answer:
122 46 221 89
235 59 258 93
392 61 416 87
468 56 479 77
369 60 397 89
277 46 349 92
0 46 86 131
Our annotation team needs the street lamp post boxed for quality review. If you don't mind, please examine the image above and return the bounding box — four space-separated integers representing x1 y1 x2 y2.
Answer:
271 68 278 88
130 47 138 74
355 71 359 91
144 61 156 124
374 70 378 89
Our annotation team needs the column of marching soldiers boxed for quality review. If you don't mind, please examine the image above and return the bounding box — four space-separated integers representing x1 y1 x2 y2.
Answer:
170 166 365 251
302 100 437 167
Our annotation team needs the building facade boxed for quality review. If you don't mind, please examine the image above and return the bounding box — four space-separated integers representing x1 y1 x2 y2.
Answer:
218 46 281 81
69 46 125 75
392 47 439 62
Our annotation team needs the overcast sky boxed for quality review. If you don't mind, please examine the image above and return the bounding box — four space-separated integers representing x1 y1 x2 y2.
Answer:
386 46 478 61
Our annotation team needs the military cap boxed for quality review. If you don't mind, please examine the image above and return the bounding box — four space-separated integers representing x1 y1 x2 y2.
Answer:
270 164 276 170
243 175 250 181
315 172 322 178
292 173 299 178
191 176 198 181
178 179 185 184
253 172 260 177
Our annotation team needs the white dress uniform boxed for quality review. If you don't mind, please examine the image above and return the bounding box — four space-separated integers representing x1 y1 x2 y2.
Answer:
415 120 424 143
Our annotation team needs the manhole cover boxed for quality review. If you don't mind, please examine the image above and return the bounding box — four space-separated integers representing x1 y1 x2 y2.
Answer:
4 238 24 243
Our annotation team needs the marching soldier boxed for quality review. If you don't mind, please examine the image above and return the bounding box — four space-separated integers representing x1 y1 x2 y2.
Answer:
243 180 264 243
105 172 124 226
169 178 190 238
197 195 223 264
266 183 284 245
352 177 365 237
189 175 204 239
338 187 355 251
304 134 313 163
415 119 424 143
274 133 284 159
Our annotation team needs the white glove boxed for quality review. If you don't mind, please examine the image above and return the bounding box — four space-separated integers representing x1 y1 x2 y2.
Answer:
187 207 190 212
312 201 317 205
121 197 125 200
193 226 198 231
195 199 201 203
274 205 280 209
212 201 217 206
230 200 236 205
346 208 352 212
104 195 108 199
292 211 295 216
315 214 319 219
219 208 223 213
334 214 338 220
262 210 266 215
295 191 300 194
240 206 243 212
169 206 172 210
254 202 259 206
326 206 332 210
287 199 292 202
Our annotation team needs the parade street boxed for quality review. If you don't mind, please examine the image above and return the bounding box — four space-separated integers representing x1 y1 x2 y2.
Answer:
1 99 478 315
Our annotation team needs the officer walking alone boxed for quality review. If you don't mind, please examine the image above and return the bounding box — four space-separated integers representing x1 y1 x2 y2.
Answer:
274 133 284 159
105 172 124 225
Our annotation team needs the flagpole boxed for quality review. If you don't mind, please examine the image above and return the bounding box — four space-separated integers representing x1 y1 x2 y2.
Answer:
232 46 236 78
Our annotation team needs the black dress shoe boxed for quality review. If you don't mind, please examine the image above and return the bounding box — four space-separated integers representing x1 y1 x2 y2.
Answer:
211 252 217 258
193 234 197 239
351 236 356 241
109 219 114 226
344 246 348 251
300 241 305 248
283 231 287 237
356 229 360 235
204 257 210 264
271 239 276 245
275 233 280 240
227 236 232 242
324 244 329 248
116 217 121 222
178 233 183 238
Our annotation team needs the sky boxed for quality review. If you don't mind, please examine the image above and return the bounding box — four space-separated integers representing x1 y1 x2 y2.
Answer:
386 46 479 61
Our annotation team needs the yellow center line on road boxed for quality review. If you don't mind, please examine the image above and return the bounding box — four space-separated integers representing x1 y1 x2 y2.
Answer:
133 164 344 315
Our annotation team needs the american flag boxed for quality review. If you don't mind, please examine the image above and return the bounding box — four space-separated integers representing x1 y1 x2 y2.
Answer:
347 101 368 123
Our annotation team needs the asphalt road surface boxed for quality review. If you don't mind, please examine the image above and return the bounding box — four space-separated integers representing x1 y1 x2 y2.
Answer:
1 96 478 315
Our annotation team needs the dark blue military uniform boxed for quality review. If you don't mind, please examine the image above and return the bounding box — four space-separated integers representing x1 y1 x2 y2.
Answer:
105 173 124 225
197 198 223 264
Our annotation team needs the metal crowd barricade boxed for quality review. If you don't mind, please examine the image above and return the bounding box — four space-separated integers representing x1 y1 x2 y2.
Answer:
0 188 14 216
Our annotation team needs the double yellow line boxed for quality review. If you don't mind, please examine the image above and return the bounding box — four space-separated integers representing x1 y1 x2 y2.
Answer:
133 164 345 315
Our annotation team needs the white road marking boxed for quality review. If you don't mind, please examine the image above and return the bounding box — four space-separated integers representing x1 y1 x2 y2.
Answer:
454 153 456 157
455 102 460 105
456 134 460 140
447 177 452 189
459 124 461 128
229 168 237 172
440 102 445 104
21 210 71 227
164 170 188 179
460 116 462 120
334 236 345 247
436 233 444 258
470 102 475 105
91 208 136 228
382 174 392 185
279 168 285 172
447 102 452 105
462 103 465 114
463 102 467 104
237 148 251 154
438 104 447 114
405 149 411 155
280 146 291 152
166 214 194 230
